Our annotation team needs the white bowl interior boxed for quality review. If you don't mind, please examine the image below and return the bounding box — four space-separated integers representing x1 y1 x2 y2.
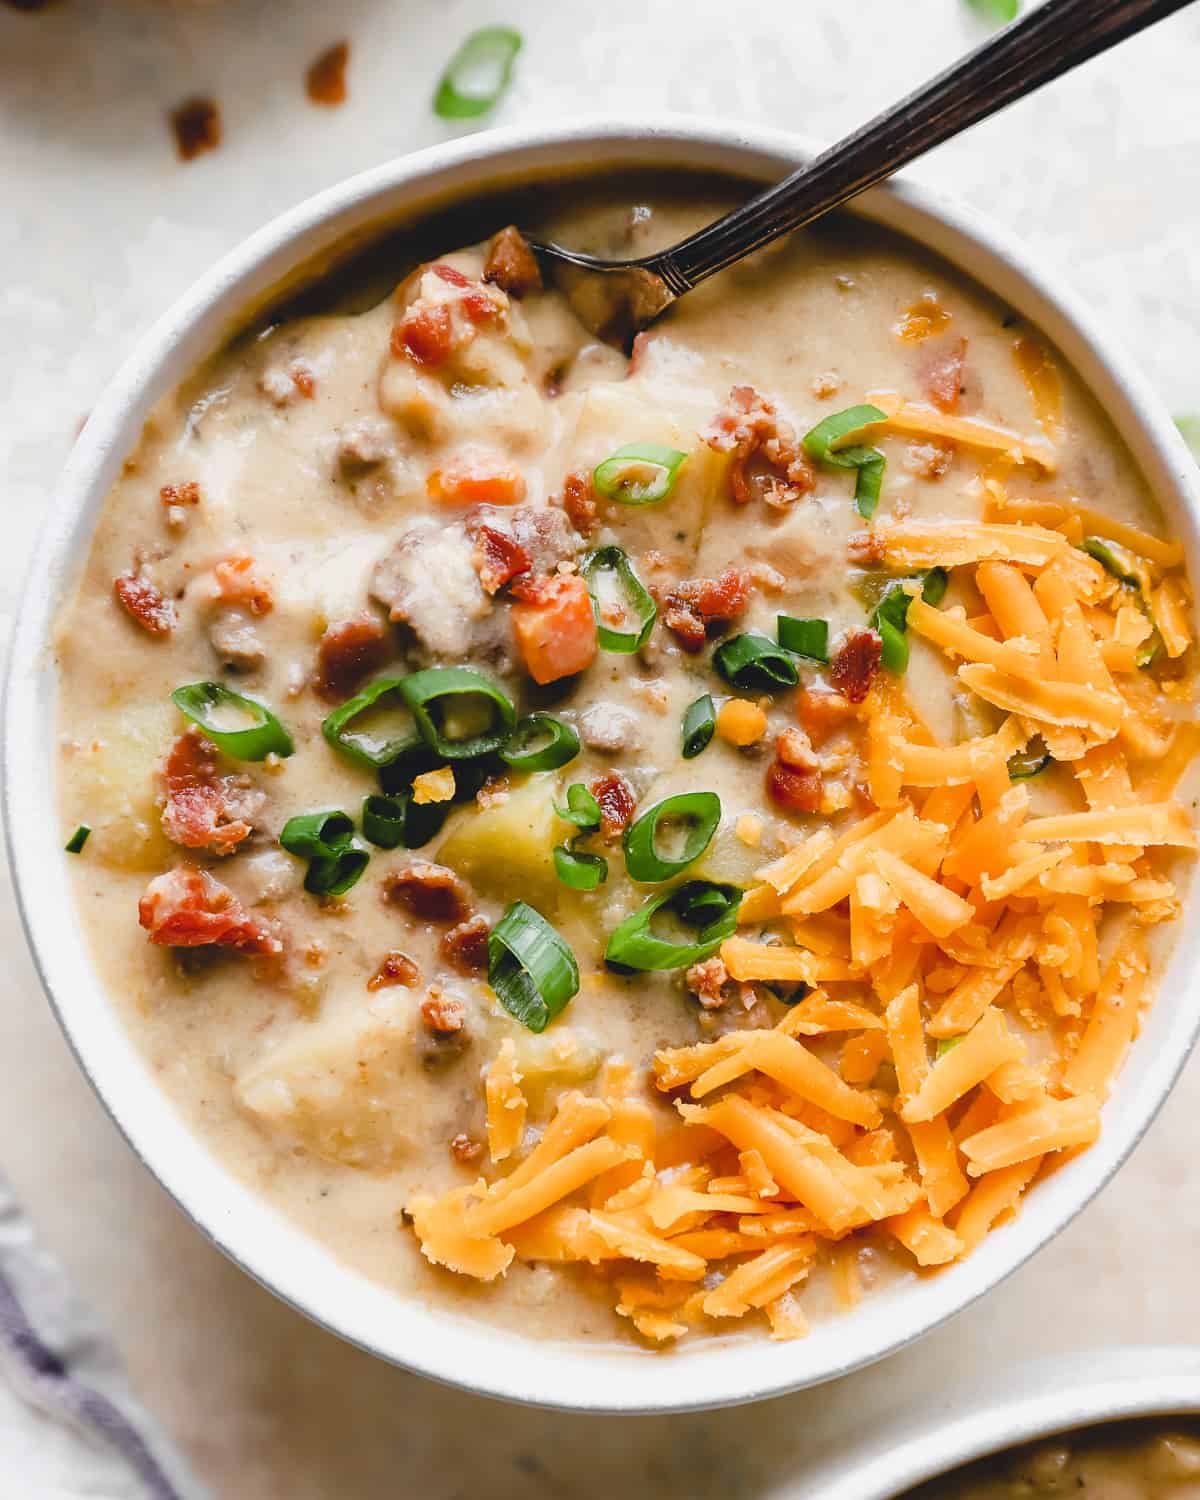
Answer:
7 118 1200 1412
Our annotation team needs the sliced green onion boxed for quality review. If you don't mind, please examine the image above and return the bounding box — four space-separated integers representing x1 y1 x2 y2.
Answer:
935 1036 964 1059
172 682 294 761
583 546 656 653
777 616 829 663
500 714 580 772
1008 739 1052 781
433 25 522 119
1081 537 1162 667
623 792 721 883
64 824 91 854
1177 414 1200 460
605 880 742 972
921 566 950 608
965 0 1019 26
802 404 889 520
553 844 608 891
362 790 448 849
555 782 601 832
593 443 688 506
681 694 716 760
869 571 947 676
280 810 369 896
713 632 799 691
400 666 516 760
322 678 419 770
768 981 812 1006
877 617 909 674
488 900 579 1033
304 847 369 896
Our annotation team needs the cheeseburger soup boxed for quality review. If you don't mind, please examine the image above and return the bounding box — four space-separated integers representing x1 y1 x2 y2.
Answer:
56 187 1199 1345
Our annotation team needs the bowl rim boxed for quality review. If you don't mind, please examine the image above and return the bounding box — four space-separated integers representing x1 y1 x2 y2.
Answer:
7 113 1200 1414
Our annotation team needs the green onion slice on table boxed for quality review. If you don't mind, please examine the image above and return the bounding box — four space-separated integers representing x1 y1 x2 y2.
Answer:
713 632 799 691
802 404 888 519
776 616 829 663
280 810 369 896
433 26 523 119
500 714 581 772
623 792 721 883
488 900 580 1032
583 546 657 653
605 880 743 972
172 682 294 761
64 824 91 854
592 443 688 506
400 667 516 759
681 694 716 759
553 845 608 891
322 678 420 770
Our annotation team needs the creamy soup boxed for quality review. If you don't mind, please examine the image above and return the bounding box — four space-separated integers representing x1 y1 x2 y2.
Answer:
907 1419 1200 1499
55 182 1199 1346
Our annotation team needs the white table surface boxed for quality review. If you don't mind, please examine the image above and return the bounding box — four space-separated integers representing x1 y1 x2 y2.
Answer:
2 2 1200 1495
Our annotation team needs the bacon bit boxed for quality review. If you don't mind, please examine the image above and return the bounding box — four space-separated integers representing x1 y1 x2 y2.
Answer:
797 686 858 746
161 732 263 855
663 567 750 652
392 302 454 367
428 456 526 508
476 775 510 810
366 950 420 992
704 385 815 508
433 262 471 288
450 1131 485 1164
483 226 542 298
315 616 390 702
894 292 952 343
213 554 273 615
169 97 221 162
903 441 954 480
687 956 730 1011
510 573 597 685
440 914 490 974
558 469 598 537
469 522 531 594
777 726 819 771
590 772 637 842
829 629 883 705
306 40 350 105
767 758 823 814
421 986 467 1035
383 862 472 924
160 481 201 509
289 363 316 399
923 337 968 414
139 865 282 954
114 573 177 637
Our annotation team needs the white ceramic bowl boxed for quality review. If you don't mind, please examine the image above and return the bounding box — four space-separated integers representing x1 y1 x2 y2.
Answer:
6 117 1200 1414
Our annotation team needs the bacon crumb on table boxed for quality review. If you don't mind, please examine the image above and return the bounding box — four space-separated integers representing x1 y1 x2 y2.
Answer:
169 97 222 162
305 40 350 106
160 731 264 855
383 863 473 924
366 950 420 992
315 616 390 701
139 865 281 955
114 573 177 637
829 629 883 704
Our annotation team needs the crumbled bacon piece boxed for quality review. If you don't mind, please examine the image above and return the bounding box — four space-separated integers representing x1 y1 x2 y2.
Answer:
468 523 531 595
315 616 390 701
483 227 542 298
440 914 490 974
160 731 264 855
777 726 819 771
797 686 858 746
383 862 472 924
290 364 316 399
213 554 273 615
138 864 282 954
829 629 883 705
904 441 953 480
848 530 886 566
114 573 177 637
421 986 466 1035
590 773 637 841
433 262 470 288
704 385 815 508
366 950 420 992
766 758 823 814
160 481 201 509
392 302 454 367
169 97 221 162
558 469 598 537
923 337 968 414
663 567 750 652
687 956 730 1011
449 1131 484 1164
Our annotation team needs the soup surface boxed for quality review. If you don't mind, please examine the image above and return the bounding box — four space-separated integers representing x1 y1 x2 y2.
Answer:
55 184 1198 1346
906 1418 1200 1499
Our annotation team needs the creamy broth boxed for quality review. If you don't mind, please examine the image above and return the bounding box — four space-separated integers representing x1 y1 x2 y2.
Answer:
55 182 1198 1347
907 1419 1200 1499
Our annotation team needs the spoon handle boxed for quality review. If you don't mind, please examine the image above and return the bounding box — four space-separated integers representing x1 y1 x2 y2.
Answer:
651 0 1195 294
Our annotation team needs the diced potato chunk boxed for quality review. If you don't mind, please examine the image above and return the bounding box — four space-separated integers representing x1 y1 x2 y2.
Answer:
64 702 175 871
438 772 562 904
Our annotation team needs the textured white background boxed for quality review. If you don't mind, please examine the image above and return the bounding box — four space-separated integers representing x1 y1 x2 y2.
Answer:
2 2 1200 1496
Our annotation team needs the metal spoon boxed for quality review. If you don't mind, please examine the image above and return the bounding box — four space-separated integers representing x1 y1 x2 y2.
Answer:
526 0 1194 342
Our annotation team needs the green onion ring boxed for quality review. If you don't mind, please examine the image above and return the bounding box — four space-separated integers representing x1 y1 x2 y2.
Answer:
623 792 721 883
592 443 688 506
364 790 449 849
776 616 829 663
172 682 294 761
681 694 716 760
64 824 91 854
280 810 369 896
400 666 516 760
605 880 742 972
869 569 949 677
555 782 601 832
582 546 657 653
713 632 799 691
500 714 581 772
488 900 580 1033
802 404 889 520
433 26 523 119
322 678 420 771
553 844 608 891
1007 738 1052 782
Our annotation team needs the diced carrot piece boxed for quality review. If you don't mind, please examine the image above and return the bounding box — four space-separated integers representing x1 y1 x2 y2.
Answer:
427 457 527 508
511 574 597 685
